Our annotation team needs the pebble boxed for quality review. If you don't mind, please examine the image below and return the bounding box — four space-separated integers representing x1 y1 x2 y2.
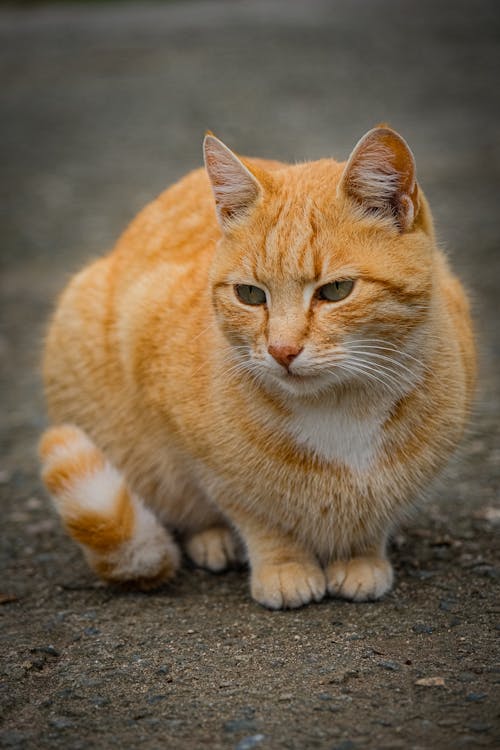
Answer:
333 741 355 750
26 496 43 510
377 660 400 671
465 692 487 702
467 721 491 733
235 735 265 750
412 623 433 634
0 470 11 484
278 693 293 701
49 717 74 730
146 694 167 705
437 718 458 727
415 676 445 687
92 696 110 707
0 594 18 605
224 719 258 734
31 645 59 657
84 627 100 636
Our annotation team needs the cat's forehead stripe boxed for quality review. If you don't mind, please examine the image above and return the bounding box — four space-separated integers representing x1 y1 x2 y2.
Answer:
263 197 322 281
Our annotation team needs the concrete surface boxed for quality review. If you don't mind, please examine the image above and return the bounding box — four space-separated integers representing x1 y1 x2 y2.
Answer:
0 1 499 748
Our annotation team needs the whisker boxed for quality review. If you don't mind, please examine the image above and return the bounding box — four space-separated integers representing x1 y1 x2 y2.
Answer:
191 322 215 342
347 339 427 368
334 361 393 392
323 353 412 389
344 359 407 390
346 350 420 381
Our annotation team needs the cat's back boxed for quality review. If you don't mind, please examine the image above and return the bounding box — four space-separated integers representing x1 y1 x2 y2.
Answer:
111 155 287 280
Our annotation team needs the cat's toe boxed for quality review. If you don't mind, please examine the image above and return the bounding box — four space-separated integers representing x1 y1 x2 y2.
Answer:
251 561 326 610
184 526 243 572
326 556 393 601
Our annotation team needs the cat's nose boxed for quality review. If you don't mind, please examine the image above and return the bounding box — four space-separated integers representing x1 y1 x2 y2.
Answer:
267 343 303 369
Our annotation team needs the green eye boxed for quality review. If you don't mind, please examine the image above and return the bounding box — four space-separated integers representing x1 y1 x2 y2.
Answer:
235 284 267 306
317 279 354 302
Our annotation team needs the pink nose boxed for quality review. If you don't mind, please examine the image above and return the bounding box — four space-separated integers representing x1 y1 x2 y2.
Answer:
268 343 303 368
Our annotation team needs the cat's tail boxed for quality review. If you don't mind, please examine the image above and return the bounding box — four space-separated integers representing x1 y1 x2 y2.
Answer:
39 424 180 589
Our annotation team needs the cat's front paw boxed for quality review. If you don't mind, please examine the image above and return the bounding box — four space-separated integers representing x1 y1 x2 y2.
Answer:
184 526 244 572
326 556 393 602
251 561 326 610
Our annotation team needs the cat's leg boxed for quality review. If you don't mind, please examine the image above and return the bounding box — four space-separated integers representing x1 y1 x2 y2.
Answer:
184 525 245 572
233 516 326 609
39 424 180 589
326 538 393 602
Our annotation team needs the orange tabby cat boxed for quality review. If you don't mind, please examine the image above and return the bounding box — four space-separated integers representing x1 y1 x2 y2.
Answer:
39 127 475 608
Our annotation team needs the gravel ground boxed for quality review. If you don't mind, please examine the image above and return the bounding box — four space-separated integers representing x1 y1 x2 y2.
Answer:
1 2 499 748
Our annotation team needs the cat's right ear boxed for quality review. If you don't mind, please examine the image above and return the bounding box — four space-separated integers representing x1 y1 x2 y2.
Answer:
204 135 262 230
338 127 419 232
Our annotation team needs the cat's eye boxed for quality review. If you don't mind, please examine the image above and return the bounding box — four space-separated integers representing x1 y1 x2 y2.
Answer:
235 284 267 306
316 279 354 302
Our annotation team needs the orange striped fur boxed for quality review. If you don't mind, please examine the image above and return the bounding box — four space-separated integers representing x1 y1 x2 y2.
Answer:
40 127 475 607
39 425 180 587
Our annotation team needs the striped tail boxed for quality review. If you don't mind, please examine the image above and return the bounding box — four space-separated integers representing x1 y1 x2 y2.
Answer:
39 425 180 588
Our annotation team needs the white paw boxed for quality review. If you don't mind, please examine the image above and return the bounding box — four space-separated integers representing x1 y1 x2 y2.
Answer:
251 561 326 610
326 556 393 601
184 526 243 572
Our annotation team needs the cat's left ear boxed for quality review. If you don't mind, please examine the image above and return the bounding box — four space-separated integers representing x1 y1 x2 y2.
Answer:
339 127 419 232
204 134 263 230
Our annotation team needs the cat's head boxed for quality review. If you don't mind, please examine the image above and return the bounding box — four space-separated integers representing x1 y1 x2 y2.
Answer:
205 127 434 399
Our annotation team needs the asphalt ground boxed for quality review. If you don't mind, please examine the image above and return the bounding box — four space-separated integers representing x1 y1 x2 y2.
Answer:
1 2 499 748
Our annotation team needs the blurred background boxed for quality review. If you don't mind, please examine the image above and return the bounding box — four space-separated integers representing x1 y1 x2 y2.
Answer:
1 2 499 748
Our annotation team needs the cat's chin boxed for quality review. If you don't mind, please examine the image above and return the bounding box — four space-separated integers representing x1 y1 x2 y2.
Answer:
263 370 340 399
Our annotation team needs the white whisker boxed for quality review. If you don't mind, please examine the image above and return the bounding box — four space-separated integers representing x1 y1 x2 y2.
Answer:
334 360 396 392
346 350 420 382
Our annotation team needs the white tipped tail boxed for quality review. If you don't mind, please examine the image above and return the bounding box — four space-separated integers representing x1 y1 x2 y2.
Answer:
39 424 180 588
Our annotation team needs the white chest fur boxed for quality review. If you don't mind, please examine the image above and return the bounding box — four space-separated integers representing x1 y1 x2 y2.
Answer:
285 395 389 472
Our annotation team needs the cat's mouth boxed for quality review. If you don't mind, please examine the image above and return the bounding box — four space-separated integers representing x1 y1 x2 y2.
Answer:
265 366 340 397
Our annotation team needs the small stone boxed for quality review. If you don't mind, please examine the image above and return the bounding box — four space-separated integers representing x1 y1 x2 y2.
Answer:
0 594 18 605
415 676 445 687
333 741 355 750
377 660 400 671
147 694 167 705
0 470 11 484
31 645 59 658
473 506 500 524
278 693 293 701
84 627 100 636
235 735 265 750
26 497 43 510
438 718 458 727
92 696 110 707
465 692 487 702
412 623 433 634
26 520 56 535
49 717 73 730
467 721 491 733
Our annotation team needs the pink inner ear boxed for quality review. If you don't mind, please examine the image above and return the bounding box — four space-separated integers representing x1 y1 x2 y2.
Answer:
341 127 419 232
203 136 261 226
